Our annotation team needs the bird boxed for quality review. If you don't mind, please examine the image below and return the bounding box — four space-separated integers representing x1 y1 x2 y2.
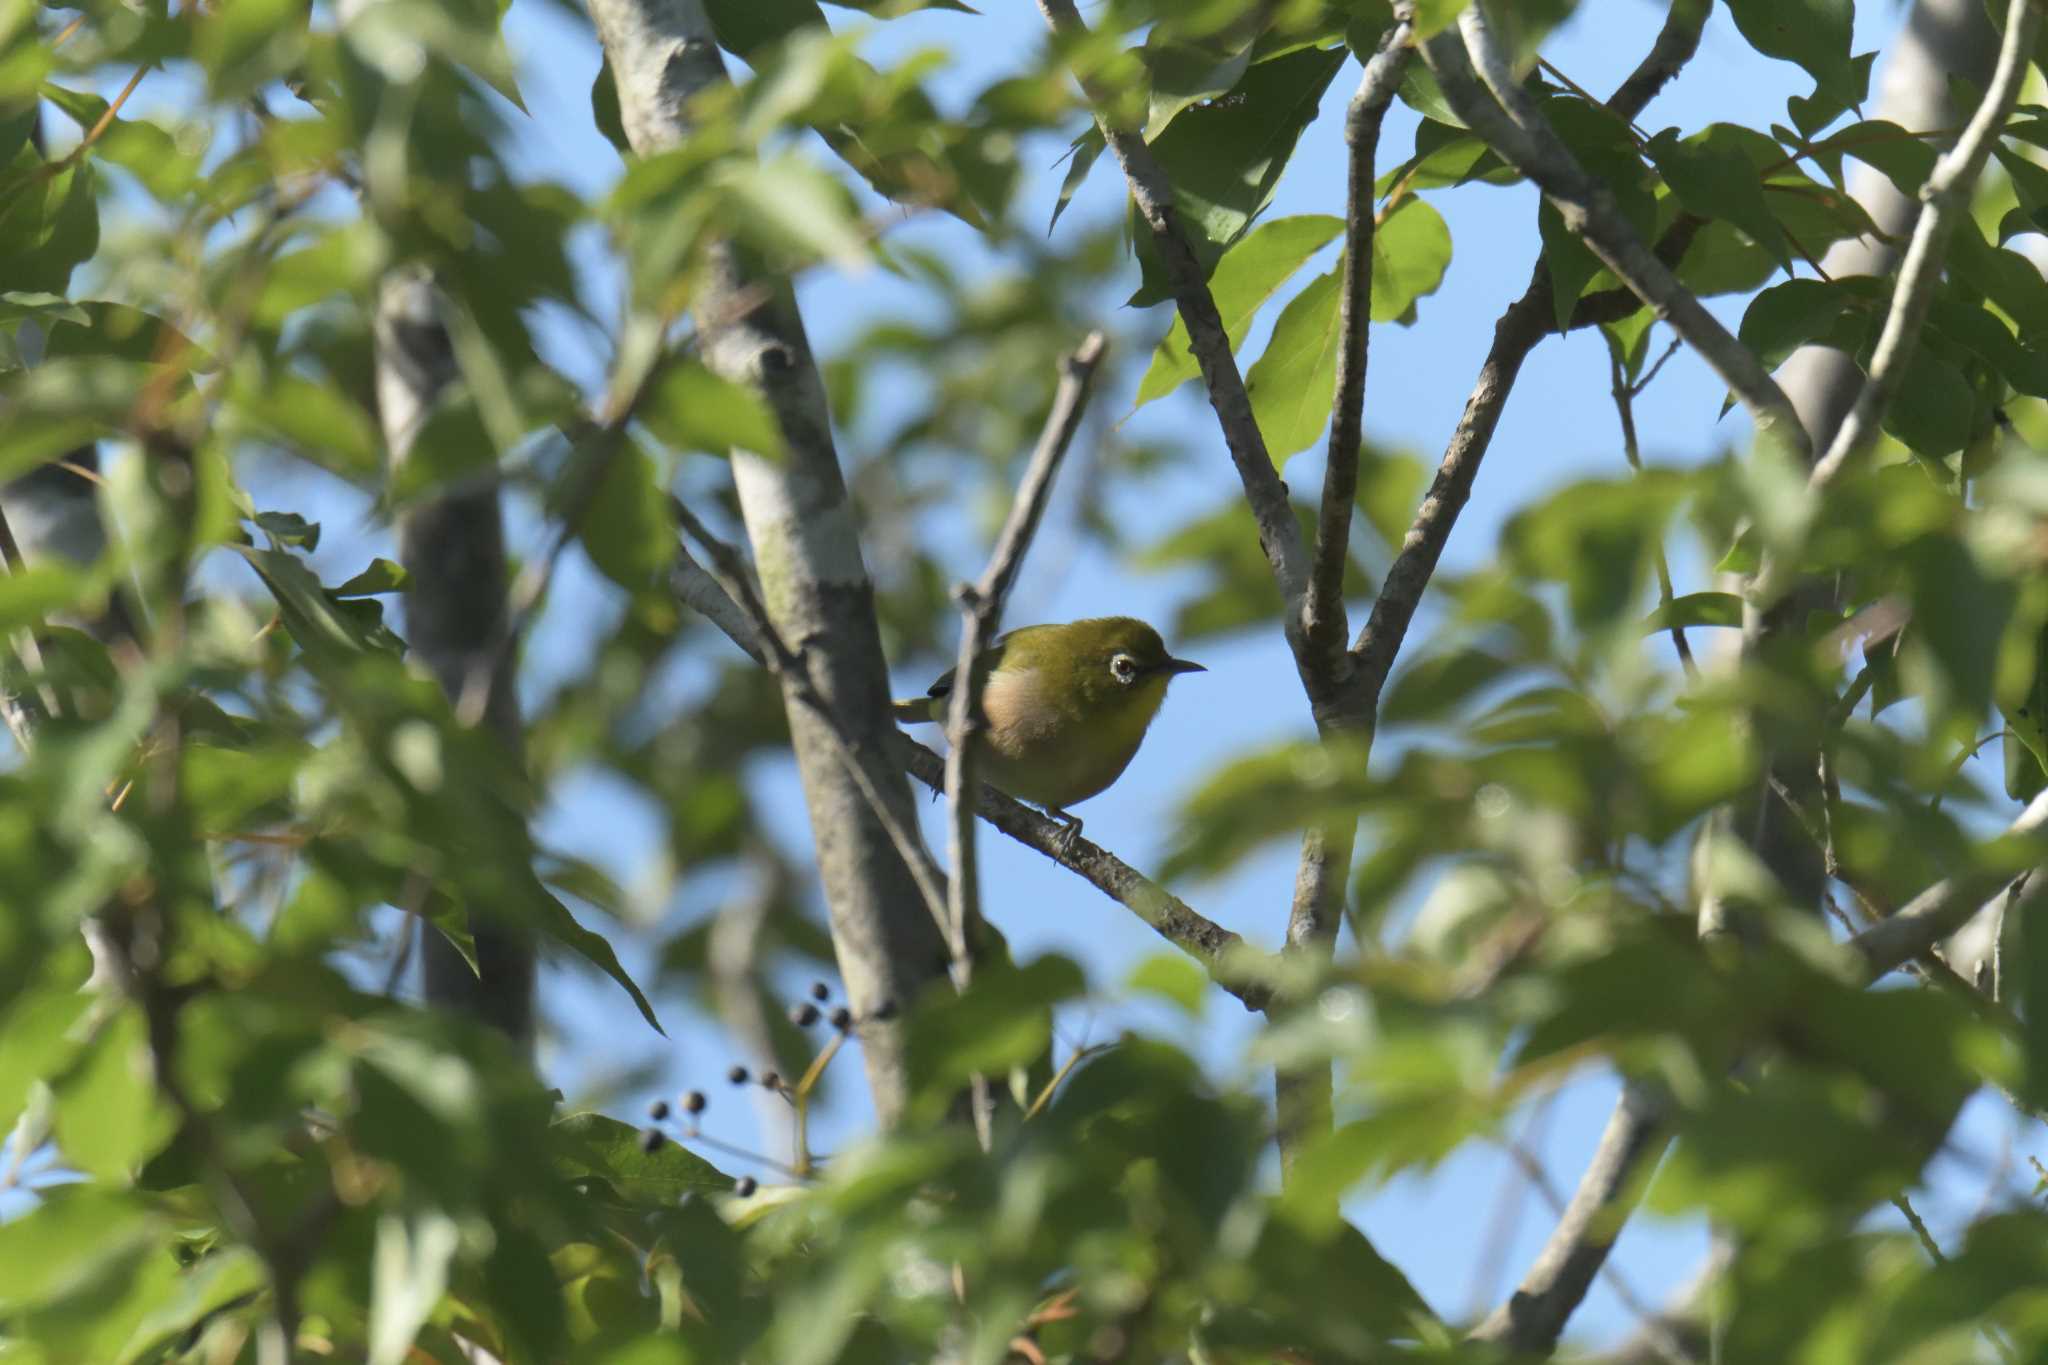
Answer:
892 616 1205 848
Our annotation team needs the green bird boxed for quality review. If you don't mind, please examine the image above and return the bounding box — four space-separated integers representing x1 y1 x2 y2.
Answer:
892 616 1206 845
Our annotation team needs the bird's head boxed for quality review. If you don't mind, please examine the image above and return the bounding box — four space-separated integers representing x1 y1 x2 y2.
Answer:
1014 616 1206 724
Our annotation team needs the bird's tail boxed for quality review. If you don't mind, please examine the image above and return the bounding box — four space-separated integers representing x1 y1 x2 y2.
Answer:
891 697 938 724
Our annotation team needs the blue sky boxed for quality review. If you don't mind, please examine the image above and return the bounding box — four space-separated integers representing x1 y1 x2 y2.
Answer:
38 0 2046 1350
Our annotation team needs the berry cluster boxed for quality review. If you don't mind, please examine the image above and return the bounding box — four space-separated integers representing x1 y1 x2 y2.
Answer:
634 979 898 1190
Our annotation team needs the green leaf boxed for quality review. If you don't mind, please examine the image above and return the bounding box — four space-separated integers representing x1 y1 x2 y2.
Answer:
1396 66 1461 128
720 155 871 273
334 558 411 597
1994 142 2048 237
1370 194 1451 323
255 509 321 551
535 888 666 1036
1136 213 1342 408
1126 952 1207 1019
550 1111 734 1204
1131 46 1346 305
1949 216 2048 334
1648 123 1788 268
1538 99 1651 325
1049 127 1103 232
1538 199 1601 331
906 954 1085 1112
192 0 310 102
1245 268 1341 463
40 300 202 367
2001 617 2048 801
1723 0 1856 100
1643 591 1744 631
232 545 405 661
38 83 199 202
592 62 628 156
640 358 786 460
1835 119 1939 197
1786 51 1876 137
229 371 382 484
1142 24 1254 139
52 1007 178 1180
1880 344 1975 458
1737 278 1861 372
1504 471 1688 632
1905 535 2014 730
1355 444 1428 548
703 0 828 62
120 1247 268 1363
0 149 99 296
1379 645 1515 726
574 436 678 591
1410 0 1473 40
0 1187 159 1313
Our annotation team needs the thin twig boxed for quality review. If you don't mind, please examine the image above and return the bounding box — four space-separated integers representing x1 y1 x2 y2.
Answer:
1804 0 2039 498
1305 22 1413 674
944 330 1108 974
1851 790 2048 983
1469 1082 1673 1351
1891 1192 2022 1363
670 496 953 937
1495 1121 1692 1365
942 329 1107 1148
1035 0 1310 623
900 734 1271 1012
1610 338 1694 675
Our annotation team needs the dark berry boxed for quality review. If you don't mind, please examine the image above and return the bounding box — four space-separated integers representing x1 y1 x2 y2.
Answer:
734 1175 758 1197
682 1090 707 1115
790 1002 820 1027
810 981 830 1002
639 1127 665 1154
727 1064 750 1085
760 1071 781 1090
647 1099 670 1122
829 1006 853 1032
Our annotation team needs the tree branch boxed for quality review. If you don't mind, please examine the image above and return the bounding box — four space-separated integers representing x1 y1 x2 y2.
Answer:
368 265 536 1047
944 330 1108 975
592 0 952 1123
1351 2 1710 703
1304 21 1413 675
1803 0 2038 496
1469 1082 1673 1352
1275 17 1416 1179
1035 0 1311 628
899 735 1271 1013
1851 789 2048 982
1423 11 1807 457
669 495 954 939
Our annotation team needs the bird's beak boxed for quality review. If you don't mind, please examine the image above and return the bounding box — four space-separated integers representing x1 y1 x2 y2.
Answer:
1157 656 1206 676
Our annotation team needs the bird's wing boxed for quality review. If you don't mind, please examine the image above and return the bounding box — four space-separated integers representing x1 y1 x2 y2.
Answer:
922 625 1042 699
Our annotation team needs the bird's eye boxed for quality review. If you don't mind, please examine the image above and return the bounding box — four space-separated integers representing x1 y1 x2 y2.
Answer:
1109 653 1138 684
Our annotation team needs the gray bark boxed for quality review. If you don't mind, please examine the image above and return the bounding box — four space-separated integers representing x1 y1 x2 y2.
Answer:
589 0 949 1122
370 266 536 1046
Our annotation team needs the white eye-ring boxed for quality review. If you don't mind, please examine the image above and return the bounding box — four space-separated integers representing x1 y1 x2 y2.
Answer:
1109 653 1138 684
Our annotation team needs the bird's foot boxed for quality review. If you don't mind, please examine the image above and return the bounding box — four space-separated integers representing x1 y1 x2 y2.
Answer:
1046 806 1083 856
